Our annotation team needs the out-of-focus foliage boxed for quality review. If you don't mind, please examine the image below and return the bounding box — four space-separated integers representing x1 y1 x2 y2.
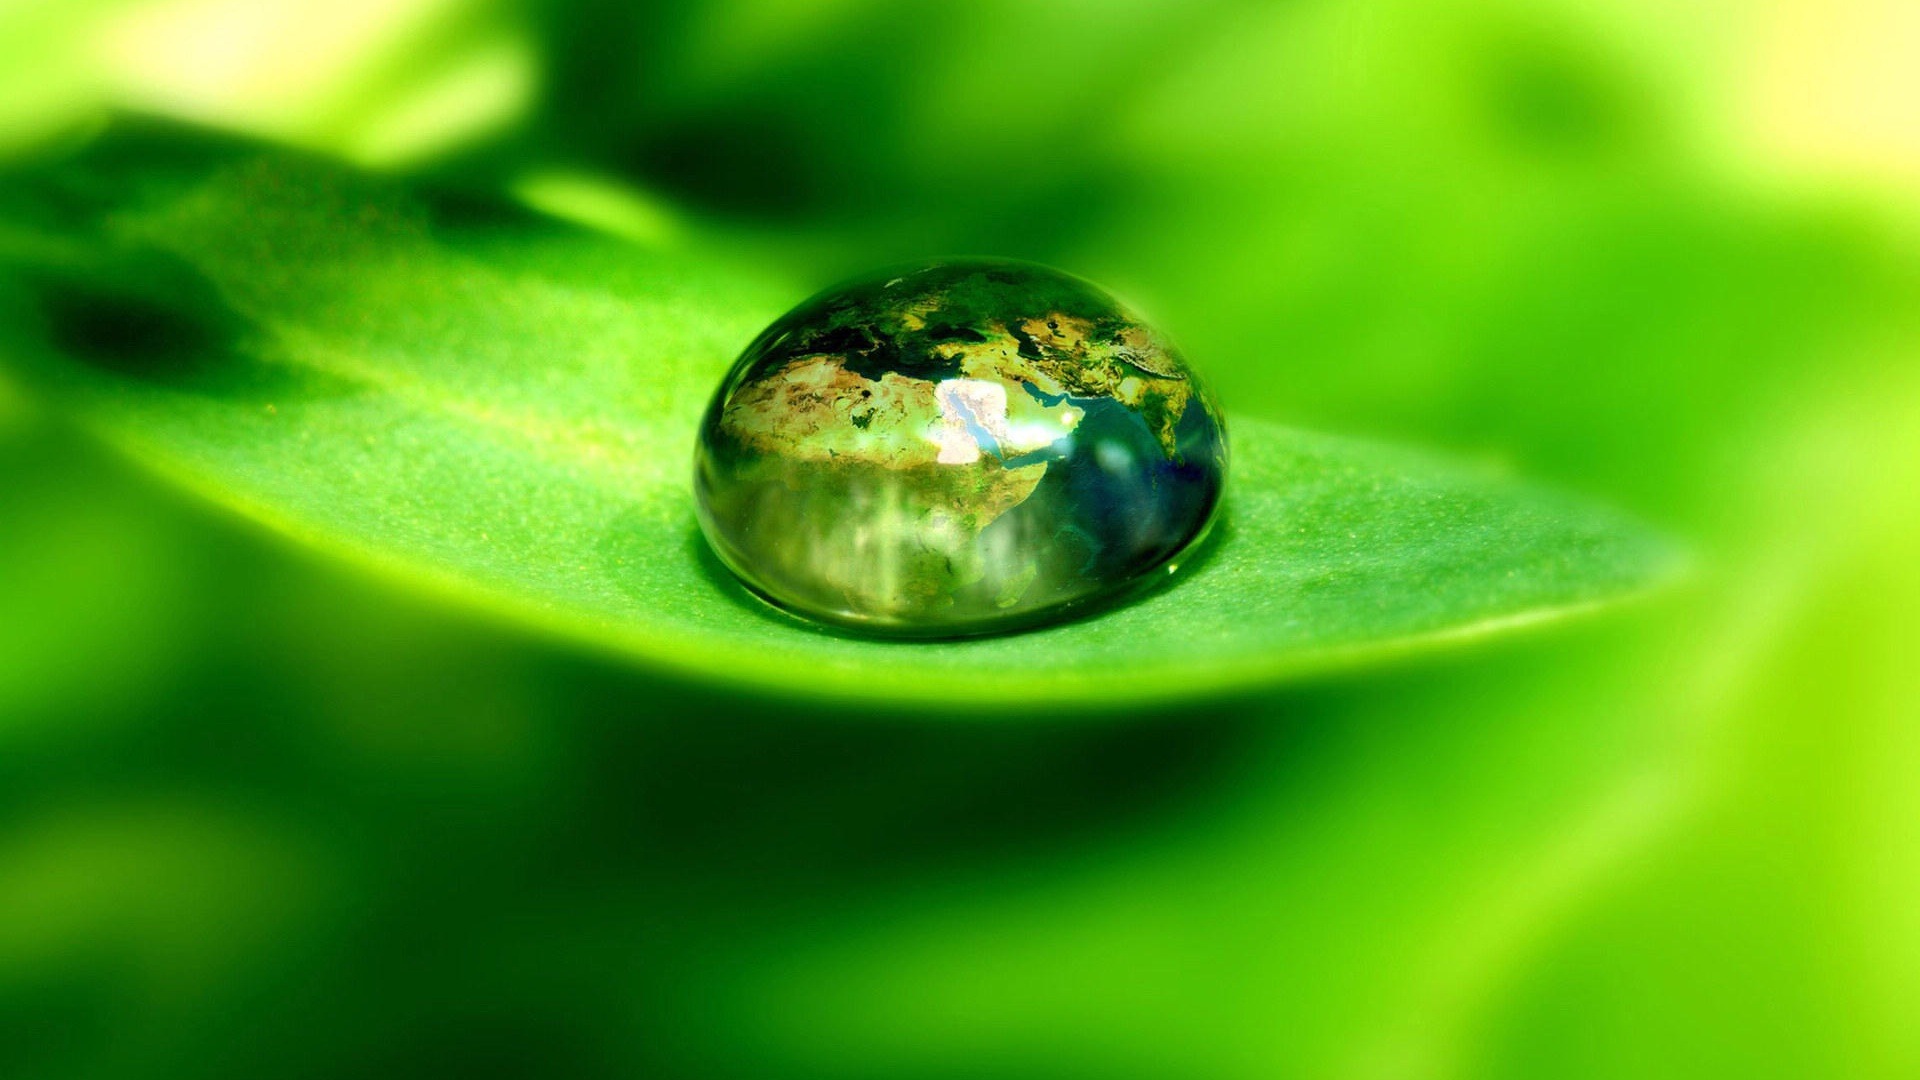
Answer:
0 1 1917 1078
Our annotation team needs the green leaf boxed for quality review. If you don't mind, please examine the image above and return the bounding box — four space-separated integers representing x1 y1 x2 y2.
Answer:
0 126 1679 706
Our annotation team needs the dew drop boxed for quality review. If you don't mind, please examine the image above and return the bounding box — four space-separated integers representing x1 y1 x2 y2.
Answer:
693 259 1228 637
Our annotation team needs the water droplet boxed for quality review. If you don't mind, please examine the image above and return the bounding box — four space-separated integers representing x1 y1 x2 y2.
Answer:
693 259 1228 637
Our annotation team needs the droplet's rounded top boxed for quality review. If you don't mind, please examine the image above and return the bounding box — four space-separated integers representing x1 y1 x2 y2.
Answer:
693 259 1228 637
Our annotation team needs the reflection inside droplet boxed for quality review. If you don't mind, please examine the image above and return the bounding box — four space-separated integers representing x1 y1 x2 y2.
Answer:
693 259 1228 637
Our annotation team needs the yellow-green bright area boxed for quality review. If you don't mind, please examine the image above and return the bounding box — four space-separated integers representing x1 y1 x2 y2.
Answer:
1 1 1917 1078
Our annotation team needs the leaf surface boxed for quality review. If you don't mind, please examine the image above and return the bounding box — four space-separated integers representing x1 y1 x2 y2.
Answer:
0 128 1679 705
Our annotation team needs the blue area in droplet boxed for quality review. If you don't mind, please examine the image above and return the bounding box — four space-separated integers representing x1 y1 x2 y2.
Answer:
959 381 1221 603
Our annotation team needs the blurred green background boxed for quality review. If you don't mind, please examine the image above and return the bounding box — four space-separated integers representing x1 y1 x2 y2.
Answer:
2 1 1918 1077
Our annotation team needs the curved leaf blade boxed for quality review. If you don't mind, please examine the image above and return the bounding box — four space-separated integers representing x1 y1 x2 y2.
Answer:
0 127 1681 706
